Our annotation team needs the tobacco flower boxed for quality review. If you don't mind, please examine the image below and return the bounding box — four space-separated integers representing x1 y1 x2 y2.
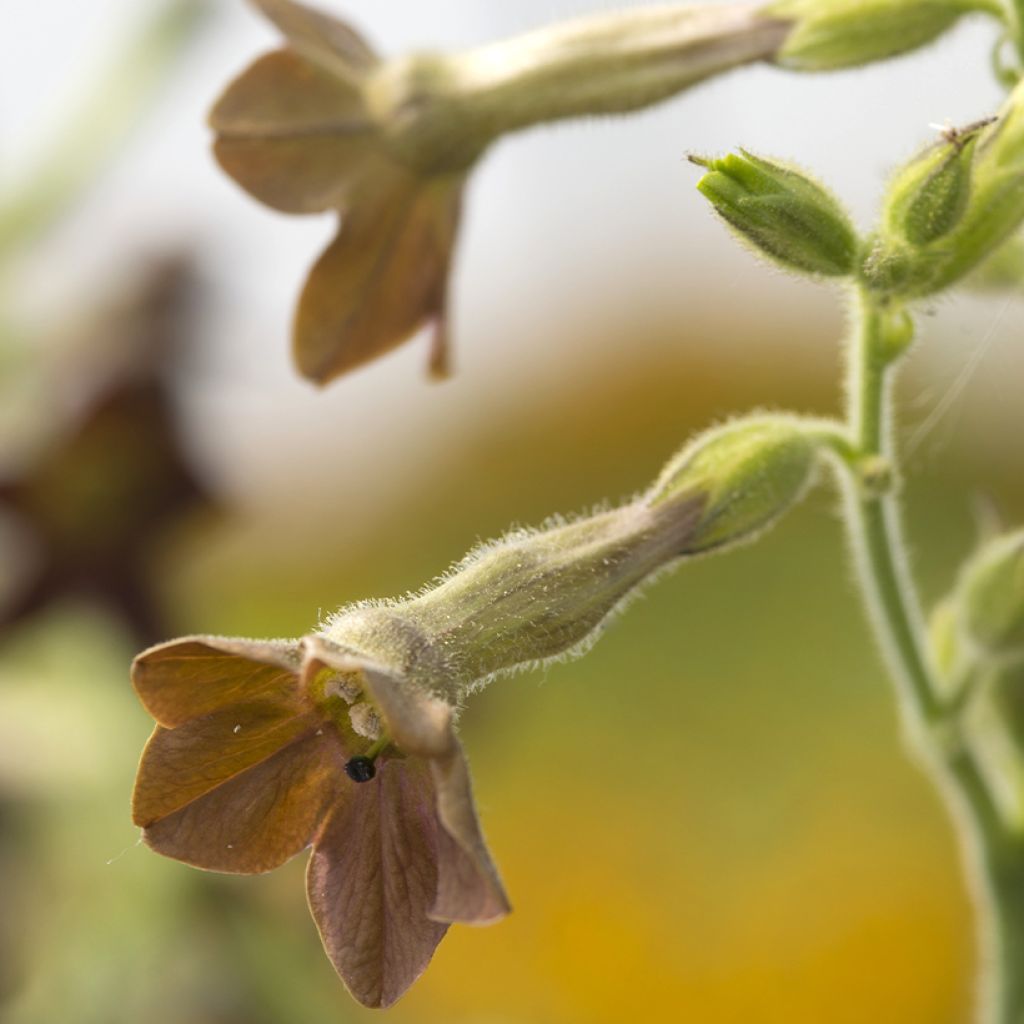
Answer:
211 0 792 384
132 633 508 1008
131 414 841 1005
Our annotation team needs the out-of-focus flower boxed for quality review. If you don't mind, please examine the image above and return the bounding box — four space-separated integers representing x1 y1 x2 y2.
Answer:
0 256 211 645
210 0 465 383
130 414 840 1004
211 0 793 384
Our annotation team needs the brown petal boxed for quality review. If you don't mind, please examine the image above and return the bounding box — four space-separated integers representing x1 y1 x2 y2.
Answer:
210 48 375 215
132 703 322 825
132 636 303 727
305 638 511 925
249 0 378 77
143 729 344 874
429 741 511 925
213 136 378 214
210 49 367 135
306 757 447 1008
293 172 464 383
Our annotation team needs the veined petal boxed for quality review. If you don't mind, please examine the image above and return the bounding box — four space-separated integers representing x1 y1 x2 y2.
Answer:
249 0 378 78
306 757 447 1008
293 172 464 382
132 636 303 728
142 729 345 874
306 637 511 925
429 740 511 925
132 703 322 825
213 135 378 214
210 49 368 135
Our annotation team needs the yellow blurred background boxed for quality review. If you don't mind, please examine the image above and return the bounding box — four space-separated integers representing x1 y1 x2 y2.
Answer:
2 2 1022 1022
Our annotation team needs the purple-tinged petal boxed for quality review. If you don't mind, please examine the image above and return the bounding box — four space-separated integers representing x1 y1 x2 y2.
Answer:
305 637 511 925
132 637 303 727
306 757 447 1008
143 729 345 874
429 740 511 925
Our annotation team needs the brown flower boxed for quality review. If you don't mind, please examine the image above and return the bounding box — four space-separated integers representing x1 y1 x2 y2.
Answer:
210 0 464 383
131 632 509 1008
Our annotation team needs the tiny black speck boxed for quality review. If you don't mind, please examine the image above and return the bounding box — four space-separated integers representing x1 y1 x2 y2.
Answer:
344 756 376 783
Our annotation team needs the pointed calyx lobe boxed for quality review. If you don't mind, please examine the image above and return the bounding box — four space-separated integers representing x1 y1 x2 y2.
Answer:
130 634 508 1008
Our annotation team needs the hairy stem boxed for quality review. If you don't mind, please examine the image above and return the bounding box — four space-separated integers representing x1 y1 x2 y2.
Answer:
843 287 1022 1023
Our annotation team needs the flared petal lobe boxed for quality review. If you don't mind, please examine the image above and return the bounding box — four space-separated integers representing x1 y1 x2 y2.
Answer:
142 729 344 874
132 637 303 727
211 48 377 214
131 637 344 873
308 638 511 924
307 757 447 1008
249 0 379 76
294 173 464 383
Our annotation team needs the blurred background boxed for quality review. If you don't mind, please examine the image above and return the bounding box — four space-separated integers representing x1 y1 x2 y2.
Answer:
2 1 1022 1021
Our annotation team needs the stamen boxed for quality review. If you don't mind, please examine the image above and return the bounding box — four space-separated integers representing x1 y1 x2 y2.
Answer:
343 735 392 784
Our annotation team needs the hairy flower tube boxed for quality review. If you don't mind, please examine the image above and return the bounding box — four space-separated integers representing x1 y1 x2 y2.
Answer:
131 414 839 1006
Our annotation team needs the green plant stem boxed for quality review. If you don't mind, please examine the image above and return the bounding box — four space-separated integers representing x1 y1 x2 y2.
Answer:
844 287 1023 1023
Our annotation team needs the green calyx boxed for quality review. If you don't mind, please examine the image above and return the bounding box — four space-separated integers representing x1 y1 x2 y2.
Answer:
959 531 1024 657
864 82 1024 298
692 150 859 279
648 415 829 553
768 0 1004 72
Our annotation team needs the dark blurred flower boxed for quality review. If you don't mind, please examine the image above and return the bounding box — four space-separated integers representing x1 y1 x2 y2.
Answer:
0 257 212 645
132 633 509 1008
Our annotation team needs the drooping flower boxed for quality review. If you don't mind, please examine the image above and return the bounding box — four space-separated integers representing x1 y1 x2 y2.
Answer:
210 0 465 383
131 415 842 1005
210 0 795 384
131 633 509 1008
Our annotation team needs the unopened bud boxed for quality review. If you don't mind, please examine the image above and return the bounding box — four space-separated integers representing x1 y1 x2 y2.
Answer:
884 128 979 247
692 150 859 278
769 0 994 72
963 663 1024 832
647 415 824 552
958 530 1024 657
865 79 1024 297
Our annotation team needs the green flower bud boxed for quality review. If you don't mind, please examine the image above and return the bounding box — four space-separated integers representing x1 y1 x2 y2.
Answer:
768 0 1000 72
866 79 1024 297
647 415 825 552
963 662 1024 833
927 596 971 701
958 530 1024 656
884 130 980 247
323 415 832 701
692 150 859 278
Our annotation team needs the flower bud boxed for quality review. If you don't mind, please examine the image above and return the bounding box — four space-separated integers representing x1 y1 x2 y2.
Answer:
883 130 979 247
963 662 1024 832
768 0 996 72
648 416 823 551
865 79 1024 297
323 416 830 701
692 150 859 277
958 530 1024 657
